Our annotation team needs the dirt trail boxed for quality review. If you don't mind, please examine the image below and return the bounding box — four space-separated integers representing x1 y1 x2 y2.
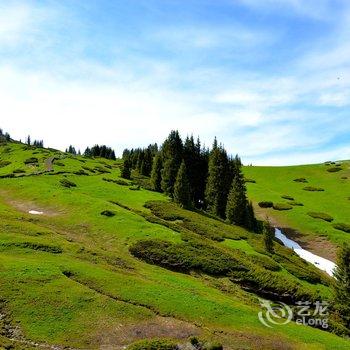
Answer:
44 156 55 171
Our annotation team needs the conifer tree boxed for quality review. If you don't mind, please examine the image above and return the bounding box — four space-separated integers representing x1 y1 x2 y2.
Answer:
225 171 247 226
334 244 350 328
245 201 257 232
161 130 183 196
121 157 132 179
205 140 230 218
263 223 274 253
150 153 163 191
173 160 191 208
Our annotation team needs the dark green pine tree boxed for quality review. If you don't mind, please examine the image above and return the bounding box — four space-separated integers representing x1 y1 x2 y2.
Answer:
245 201 257 232
173 160 192 208
121 157 132 179
205 139 230 218
161 130 183 196
141 146 153 176
334 243 350 329
150 152 163 192
263 222 274 253
225 166 248 226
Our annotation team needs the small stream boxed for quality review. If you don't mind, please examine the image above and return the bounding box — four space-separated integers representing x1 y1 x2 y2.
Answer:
274 228 336 277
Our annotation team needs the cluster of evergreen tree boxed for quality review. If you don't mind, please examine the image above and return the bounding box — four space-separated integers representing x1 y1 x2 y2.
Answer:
122 144 158 177
25 135 44 148
0 129 10 142
65 145 81 155
123 130 258 232
84 145 116 160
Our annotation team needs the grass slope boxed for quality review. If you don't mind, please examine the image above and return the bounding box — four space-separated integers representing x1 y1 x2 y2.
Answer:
244 161 350 253
0 141 348 349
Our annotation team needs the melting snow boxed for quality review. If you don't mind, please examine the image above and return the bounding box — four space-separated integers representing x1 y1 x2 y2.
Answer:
275 228 336 277
28 210 43 215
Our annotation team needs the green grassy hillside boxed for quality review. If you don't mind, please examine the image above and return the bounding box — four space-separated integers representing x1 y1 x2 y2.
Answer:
244 162 350 259
0 141 349 349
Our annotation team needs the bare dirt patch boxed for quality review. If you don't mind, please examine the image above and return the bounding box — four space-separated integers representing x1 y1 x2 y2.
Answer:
0 190 63 217
96 316 200 349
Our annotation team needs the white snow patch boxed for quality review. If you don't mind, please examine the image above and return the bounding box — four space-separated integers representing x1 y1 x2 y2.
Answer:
28 210 43 215
275 228 336 277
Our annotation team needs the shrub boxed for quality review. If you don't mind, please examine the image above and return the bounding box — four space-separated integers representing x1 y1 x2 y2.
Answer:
0 241 62 254
258 201 273 208
55 161 65 166
12 169 25 174
244 178 256 183
0 160 11 168
327 167 342 172
307 212 333 222
341 176 348 179
24 157 38 164
289 201 304 206
273 203 293 211
101 210 115 217
303 186 324 192
73 169 89 176
59 179 77 188
206 343 223 350
82 166 95 172
333 223 350 233
293 178 308 183
127 339 177 350
129 185 141 191
129 239 248 276
281 195 294 201
249 254 281 271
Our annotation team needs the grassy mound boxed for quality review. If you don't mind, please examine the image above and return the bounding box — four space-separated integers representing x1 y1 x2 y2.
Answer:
59 178 77 188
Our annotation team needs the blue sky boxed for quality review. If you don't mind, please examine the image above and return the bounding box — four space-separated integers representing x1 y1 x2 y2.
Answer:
0 0 349 165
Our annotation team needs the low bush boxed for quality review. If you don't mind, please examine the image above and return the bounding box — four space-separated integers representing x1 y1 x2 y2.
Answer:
24 157 38 165
258 201 273 208
55 161 65 166
244 178 256 183
303 186 324 192
59 178 77 188
0 241 62 254
273 203 293 211
333 223 350 233
0 160 11 168
12 168 25 174
327 167 342 172
129 239 248 276
307 212 333 222
249 254 281 271
281 195 294 201
101 210 115 217
127 339 177 350
129 185 141 191
289 201 304 206
293 178 308 183
94 165 111 174
341 176 348 179
73 169 89 176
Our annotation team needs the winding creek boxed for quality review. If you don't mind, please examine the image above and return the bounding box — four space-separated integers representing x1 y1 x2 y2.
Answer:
274 228 336 277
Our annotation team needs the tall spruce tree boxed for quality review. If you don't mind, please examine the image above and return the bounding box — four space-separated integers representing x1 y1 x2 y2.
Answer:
150 153 163 191
334 244 350 329
173 160 191 208
225 169 247 226
205 140 230 218
245 201 258 232
263 223 274 253
161 130 183 196
121 157 132 179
